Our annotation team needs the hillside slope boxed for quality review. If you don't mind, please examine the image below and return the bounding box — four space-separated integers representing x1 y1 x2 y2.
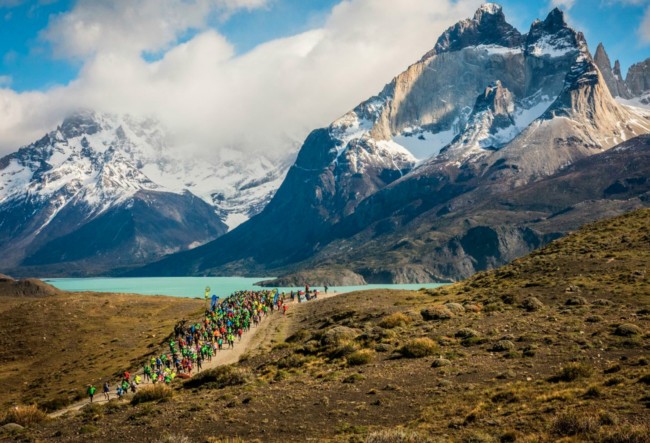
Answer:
16 208 650 442
0 290 202 412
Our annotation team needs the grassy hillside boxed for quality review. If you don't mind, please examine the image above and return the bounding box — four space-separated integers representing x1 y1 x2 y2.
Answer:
4 209 650 442
0 289 203 412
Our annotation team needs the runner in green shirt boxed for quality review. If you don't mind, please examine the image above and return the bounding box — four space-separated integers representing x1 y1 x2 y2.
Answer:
87 384 97 403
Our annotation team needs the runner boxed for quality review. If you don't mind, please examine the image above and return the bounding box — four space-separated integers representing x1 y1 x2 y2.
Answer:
87 384 96 403
103 382 110 401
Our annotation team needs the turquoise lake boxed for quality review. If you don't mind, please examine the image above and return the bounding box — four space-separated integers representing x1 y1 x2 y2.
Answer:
44 277 447 298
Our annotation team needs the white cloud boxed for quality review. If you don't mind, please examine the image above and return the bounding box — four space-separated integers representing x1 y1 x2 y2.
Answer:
42 0 266 59
640 5 650 43
550 0 576 9
0 0 486 158
602 0 648 4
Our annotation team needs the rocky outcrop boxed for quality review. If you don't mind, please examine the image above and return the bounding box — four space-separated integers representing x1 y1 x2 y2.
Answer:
594 43 631 99
423 3 522 58
256 268 367 287
626 58 650 97
0 275 60 297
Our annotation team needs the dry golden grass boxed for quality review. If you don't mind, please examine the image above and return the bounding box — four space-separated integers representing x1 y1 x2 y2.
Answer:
1 404 47 427
0 292 202 411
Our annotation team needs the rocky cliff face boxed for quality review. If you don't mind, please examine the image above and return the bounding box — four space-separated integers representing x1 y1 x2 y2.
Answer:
594 43 631 99
626 58 650 99
592 43 650 107
134 4 650 282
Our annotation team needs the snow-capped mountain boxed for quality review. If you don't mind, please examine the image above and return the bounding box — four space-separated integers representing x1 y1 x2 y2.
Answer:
0 111 294 276
136 4 650 282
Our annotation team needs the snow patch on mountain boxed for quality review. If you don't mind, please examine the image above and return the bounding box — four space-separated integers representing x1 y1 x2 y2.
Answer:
392 127 456 161
528 35 577 58
0 111 294 231
475 44 523 56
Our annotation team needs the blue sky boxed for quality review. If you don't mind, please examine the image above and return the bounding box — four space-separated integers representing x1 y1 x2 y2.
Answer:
0 0 648 92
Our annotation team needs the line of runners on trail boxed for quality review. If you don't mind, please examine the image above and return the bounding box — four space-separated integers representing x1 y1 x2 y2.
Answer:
86 286 323 403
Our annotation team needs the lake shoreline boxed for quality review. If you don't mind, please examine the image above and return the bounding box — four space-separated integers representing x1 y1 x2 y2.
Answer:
44 276 448 299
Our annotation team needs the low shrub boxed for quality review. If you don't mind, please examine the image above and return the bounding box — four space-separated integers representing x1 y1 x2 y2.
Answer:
342 373 366 384
2 405 47 427
347 349 374 366
565 296 588 306
638 373 650 385
455 328 480 339
183 365 252 390
601 424 650 443
521 296 544 311
614 324 643 337
420 306 453 321
276 354 308 369
444 303 465 315
583 385 602 398
491 390 519 404
550 362 592 382
490 340 515 352
460 430 497 443
431 358 451 368
328 343 357 360
321 326 358 347
400 338 437 358
378 313 412 329
131 384 173 405
550 411 599 437
285 329 311 343
38 396 72 413
157 434 193 443
365 428 431 442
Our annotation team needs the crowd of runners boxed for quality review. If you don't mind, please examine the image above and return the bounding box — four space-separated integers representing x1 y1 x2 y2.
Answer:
86 286 324 403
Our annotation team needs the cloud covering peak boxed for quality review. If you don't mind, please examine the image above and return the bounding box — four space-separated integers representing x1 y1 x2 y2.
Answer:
0 0 489 158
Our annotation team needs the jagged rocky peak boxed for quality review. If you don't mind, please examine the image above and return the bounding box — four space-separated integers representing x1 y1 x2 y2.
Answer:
525 7 584 57
426 3 522 57
594 43 611 70
59 110 103 139
594 43 631 99
626 58 650 97
613 60 624 80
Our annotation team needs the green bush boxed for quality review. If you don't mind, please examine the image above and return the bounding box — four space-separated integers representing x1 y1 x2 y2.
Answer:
400 338 437 358
347 349 374 366
378 313 411 329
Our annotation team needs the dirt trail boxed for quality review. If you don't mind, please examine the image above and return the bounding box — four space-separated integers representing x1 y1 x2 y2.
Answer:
49 291 341 418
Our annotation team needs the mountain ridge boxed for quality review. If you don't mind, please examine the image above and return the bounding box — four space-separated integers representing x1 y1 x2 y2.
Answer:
133 4 650 282
0 111 294 276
